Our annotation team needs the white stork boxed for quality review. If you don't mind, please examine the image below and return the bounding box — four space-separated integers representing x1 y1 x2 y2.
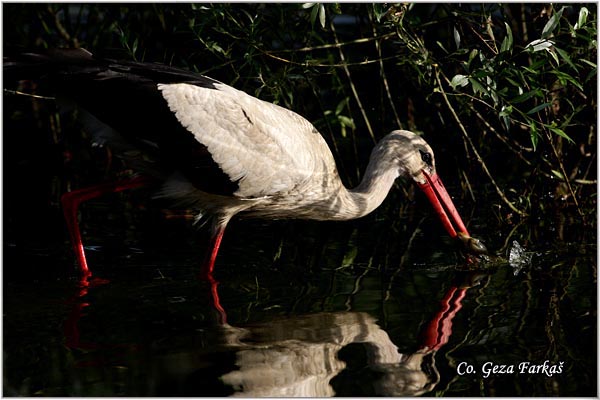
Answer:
5 49 486 281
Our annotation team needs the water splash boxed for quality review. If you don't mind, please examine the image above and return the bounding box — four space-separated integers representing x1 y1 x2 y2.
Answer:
508 241 532 275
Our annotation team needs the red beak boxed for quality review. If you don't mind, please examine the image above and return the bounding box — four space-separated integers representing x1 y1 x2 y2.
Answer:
417 171 469 238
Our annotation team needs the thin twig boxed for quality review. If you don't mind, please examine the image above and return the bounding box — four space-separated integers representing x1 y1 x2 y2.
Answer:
308 80 350 184
445 91 496 115
368 8 403 129
461 169 476 202
545 130 584 216
266 31 397 54
469 105 534 155
47 5 79 48
262 51 397 69
468 23 497 55
384 216 426 302
330 19 376 143
434 69 528 216
4 89 55 100
574 179 597 185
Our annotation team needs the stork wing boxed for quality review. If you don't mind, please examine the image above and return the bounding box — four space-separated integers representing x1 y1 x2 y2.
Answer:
158 82 335 199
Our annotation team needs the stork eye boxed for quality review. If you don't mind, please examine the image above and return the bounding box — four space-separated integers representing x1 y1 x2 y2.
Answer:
420 150 433 166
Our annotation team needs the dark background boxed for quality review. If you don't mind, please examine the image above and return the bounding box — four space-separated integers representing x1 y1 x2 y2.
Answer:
3 3 597 396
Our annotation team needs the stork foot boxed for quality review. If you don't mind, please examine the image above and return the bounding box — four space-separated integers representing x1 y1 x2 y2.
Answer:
61 175 156 278
87 276 111 287
197 270 227 325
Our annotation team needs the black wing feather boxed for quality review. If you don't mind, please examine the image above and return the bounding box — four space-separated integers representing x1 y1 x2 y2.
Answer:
5 49 239 196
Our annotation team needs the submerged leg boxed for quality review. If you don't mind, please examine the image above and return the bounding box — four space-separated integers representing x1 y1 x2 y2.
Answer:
200 217 231 325
418 286 467 351
417 272 485 352
61 175 155 279
200 216 231 280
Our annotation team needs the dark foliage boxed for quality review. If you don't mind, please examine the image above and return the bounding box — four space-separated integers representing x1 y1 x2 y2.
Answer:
4 3 596 232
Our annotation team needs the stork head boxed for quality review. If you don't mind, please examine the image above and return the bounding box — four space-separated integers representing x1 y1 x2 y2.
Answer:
385 130 437 184
386 130 487 255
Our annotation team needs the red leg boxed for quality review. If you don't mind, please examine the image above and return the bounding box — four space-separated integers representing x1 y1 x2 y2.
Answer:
200 218 230 324
61 175 155 279
207 276 228 325
63 277 96 349
200 218 230 280
419 286 467 351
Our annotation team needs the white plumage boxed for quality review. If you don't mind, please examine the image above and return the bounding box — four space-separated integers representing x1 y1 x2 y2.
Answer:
155 80 480 278
156 79 487 277
157 82 432 224
6 50 483 279
159 83 330 200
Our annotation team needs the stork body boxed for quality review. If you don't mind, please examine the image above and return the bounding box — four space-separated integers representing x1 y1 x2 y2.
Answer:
5 50 484 280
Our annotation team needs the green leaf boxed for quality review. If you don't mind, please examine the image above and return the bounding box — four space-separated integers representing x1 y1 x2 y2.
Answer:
511 89 542 104
549 48 560 65
318 4 326 28
436 41 449 54
554 47 578 71
472 69 490 80
585 68 597 83
132 37 139 56
308 3 319 27
499 104 513 117
450 74 469 89
551 169 565 180
542 6 565 39
505 77 523 93
576 7 589 29
500 22 513 53
338 115 355 128
469 77 489 97
335 98 349 115
525 38 554 52
499 105 513 131
526 102 551 115
579 59 597 69
550 70 584 92
548 126 575 143
453 26 461 49
529 122 539 151
466 49 478 70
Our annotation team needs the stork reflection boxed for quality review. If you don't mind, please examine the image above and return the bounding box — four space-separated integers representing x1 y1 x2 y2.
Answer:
62 270 487 396
206 271 486 396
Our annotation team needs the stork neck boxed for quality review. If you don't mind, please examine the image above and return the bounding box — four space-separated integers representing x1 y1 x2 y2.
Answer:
332 150 399 220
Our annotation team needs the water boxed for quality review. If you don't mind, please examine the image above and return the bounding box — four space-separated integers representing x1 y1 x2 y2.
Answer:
3 197 596 396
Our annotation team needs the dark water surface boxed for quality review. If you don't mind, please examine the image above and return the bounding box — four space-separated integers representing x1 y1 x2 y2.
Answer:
3 197 597 396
